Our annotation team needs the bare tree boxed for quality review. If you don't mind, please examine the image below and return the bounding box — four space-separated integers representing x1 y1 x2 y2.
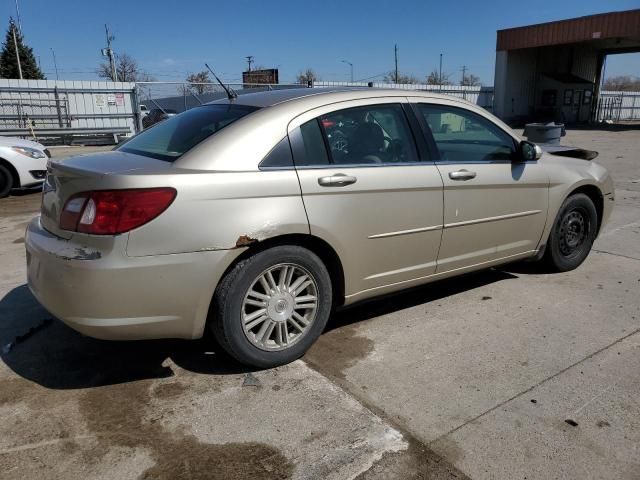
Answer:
603 75 640 91
426 69 451 85
97 53 152 82
461 73 481 86
186 70 214 94
297 68 319 84
383 71 419 84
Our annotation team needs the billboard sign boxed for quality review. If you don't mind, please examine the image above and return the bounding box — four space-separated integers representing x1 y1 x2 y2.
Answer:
242 69 279 87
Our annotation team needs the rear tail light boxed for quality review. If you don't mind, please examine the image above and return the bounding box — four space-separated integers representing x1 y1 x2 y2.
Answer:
59 188 177 235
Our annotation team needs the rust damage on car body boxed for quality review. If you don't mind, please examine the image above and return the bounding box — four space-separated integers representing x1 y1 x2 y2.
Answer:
235 235 259 248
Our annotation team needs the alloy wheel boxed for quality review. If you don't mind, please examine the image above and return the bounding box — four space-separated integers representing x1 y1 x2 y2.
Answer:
241 263 319 351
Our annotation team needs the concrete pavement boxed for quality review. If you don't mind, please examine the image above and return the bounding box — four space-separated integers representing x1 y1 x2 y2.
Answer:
1 129 639 479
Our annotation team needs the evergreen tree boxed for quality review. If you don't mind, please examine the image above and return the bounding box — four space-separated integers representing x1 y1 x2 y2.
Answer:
0 18 45 79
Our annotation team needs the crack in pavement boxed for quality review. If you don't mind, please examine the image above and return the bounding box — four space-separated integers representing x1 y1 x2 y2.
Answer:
427 326 640 446
593 249 640 261
302 360 471 480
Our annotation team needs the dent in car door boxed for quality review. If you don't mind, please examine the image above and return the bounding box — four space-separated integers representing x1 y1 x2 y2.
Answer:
290 100 444 299
411 99 549 272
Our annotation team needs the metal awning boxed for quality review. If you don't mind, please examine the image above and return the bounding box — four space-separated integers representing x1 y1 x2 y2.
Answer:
497 9 640 51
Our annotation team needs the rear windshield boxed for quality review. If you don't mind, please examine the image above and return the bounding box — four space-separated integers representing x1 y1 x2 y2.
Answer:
118 104 259 162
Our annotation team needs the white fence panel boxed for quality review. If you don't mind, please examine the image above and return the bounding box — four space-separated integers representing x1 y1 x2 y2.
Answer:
0 79 138 138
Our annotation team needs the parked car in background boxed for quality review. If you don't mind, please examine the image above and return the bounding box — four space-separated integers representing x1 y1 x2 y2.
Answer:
26 88 613 368
142 108 177 129
0 136 50 198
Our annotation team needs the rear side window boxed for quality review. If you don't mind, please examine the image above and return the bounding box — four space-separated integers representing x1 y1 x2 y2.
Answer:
119 104 259 162
260 137 294 169
417 104 515 162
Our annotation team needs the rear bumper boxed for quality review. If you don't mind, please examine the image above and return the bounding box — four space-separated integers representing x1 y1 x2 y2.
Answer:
25 216 240 340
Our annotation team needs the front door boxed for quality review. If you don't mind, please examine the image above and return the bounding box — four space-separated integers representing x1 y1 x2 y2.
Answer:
289 100 444 298
411 100 549 273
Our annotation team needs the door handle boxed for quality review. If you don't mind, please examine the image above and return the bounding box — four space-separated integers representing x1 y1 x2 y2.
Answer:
448 169 476 180
318 173 357 187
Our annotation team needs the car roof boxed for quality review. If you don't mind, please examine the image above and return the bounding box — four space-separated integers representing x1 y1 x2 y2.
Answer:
206 87 462 108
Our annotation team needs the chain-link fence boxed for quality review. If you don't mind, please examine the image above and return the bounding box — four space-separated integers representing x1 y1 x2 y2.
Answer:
313 81 495 110
135 81 305 115
134 81 495 121
4 79 636 142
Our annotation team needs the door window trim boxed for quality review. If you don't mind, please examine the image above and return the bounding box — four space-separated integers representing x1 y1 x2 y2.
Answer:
410 102 521 164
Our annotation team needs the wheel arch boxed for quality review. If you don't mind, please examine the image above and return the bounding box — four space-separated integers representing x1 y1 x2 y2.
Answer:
217 233 346 308
0 157 20 189
566 183 604 234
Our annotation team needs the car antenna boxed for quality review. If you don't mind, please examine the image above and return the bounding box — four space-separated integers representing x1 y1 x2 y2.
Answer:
205 63 237 101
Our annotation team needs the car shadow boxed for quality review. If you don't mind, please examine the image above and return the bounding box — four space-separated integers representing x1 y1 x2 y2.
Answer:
1 268 518 390
326 268 518 332
10 187 43 197
0 285 252 390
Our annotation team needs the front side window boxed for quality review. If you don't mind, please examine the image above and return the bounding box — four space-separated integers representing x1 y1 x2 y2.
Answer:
417 104 515 162
119 104 258 162
319 104 419 165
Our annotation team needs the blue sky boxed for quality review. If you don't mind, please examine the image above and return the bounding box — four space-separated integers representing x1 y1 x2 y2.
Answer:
2 0 639 84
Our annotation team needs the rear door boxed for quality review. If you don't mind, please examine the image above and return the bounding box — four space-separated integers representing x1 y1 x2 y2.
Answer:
409 98 548 272
290 98 444 298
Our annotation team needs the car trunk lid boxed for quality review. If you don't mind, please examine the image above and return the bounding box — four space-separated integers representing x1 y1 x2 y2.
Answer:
41 151 173 239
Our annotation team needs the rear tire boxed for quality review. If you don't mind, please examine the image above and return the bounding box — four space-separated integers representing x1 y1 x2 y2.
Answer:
0 164 13 198
211 245 332 368
543 193 598 272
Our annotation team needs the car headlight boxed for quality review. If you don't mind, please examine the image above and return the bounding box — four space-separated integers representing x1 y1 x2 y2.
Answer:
11 146 48 159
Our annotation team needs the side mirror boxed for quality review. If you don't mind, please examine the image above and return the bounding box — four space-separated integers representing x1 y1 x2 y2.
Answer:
519 141 543 162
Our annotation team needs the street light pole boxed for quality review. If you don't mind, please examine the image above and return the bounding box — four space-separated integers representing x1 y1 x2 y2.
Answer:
51 48 59 80
341 60 353 83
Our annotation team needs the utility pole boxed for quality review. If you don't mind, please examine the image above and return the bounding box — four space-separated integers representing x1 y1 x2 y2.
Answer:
394 44 398 83
461 65 467 85
51 48 59 80
11 21 23 80
439 53 443 85
246 55 254 72
104 24 117 81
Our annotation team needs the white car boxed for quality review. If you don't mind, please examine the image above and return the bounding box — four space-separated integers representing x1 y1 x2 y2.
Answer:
0 136 50 198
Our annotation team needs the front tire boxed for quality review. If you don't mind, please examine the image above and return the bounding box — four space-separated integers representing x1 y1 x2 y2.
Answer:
544 193 598 272
211 245 332 368
0 164 13 198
